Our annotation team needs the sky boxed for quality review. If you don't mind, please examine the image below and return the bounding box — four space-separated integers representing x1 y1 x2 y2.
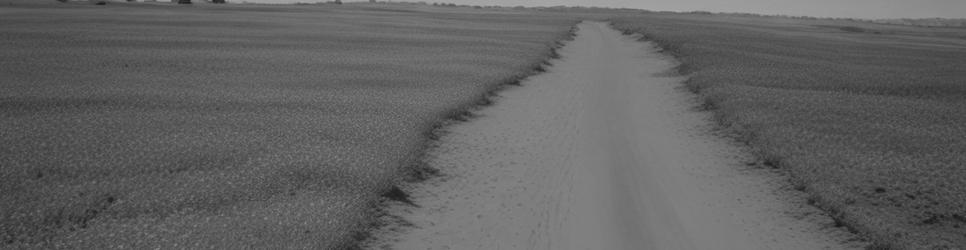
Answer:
254 0 966 19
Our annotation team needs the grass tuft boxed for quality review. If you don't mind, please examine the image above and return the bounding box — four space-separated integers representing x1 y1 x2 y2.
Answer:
381 186 415 206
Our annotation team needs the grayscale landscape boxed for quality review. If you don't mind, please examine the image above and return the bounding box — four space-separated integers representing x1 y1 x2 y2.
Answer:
1 0 965 249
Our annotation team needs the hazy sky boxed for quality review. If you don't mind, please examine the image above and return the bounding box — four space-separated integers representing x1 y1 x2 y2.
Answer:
258 0 965 19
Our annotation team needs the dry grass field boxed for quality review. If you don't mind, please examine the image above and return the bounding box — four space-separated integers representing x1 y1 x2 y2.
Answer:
0 2 576 248
611 13 966 249
5 1 966 249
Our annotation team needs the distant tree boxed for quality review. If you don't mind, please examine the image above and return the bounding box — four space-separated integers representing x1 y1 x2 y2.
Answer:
333 0 341 4
177 0 190 4
212 0 225 3
56 0 68 3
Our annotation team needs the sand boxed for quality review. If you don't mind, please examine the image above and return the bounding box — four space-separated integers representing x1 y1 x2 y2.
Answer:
367 21 865 250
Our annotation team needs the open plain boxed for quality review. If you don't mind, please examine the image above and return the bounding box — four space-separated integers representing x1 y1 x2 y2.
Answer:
0 2 576 248
2 1 966 249
611 13 966 249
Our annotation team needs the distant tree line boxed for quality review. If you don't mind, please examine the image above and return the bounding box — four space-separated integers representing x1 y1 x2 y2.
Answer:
673 10 966 28
871 18 966 28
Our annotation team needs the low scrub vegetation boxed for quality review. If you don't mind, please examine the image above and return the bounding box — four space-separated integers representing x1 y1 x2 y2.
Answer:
611 13 966 249
0 3 577 248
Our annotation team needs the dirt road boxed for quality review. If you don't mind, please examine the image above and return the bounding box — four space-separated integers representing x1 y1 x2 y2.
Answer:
368 21 863 250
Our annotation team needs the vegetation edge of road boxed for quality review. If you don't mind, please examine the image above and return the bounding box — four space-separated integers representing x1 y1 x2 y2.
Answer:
344 21 582 250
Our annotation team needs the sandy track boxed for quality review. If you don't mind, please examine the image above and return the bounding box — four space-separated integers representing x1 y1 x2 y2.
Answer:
368 21 864 250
